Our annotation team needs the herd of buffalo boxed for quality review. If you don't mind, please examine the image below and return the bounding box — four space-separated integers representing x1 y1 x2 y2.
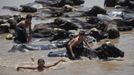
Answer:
1 0 134 60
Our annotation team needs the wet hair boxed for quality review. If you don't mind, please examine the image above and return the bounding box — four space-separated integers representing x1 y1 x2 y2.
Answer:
37 59 45 64
79 31 85 35
26 14 32 19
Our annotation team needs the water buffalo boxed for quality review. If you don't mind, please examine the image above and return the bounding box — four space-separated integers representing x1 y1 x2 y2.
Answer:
34 5 80 19
2 6 21 11
53 18 79 30
89 28 108 41
104 0 134 9
0 15 12 20
116 0 130 7
33 18 80 31
83 6 106 16
49 29 71 41
0 15 24 31
0 19 6 24
96 21 120 39
63 4 78 12
73 0 85 5
35 0 84 7
32 23 72 41
32 29 71 41
97 8 134 32
0 23 10 34
125 18 134 28
35 0 73 7
3 3 43 13
112 19 133 31
57 18 100 29
20 3 43 13
7 18 17 29
107 23 120 39
7 15 24 29
95 43 124 60
32 23 55 38
104 0 117 7
87 16 100 24
82 42 124 60
20 3 43 12
86 16 102 29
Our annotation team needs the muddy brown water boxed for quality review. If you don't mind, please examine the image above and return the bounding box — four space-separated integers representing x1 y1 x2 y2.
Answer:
0 0 134 75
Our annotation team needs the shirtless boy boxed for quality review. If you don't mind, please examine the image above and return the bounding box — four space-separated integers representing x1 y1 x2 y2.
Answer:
14 14 32 43
17 59 65 72
66 31 91 60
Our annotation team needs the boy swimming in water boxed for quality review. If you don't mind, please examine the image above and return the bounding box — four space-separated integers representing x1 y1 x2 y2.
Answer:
17 59 65 72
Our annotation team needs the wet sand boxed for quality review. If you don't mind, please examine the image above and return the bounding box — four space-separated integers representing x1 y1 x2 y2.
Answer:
0 0 134 75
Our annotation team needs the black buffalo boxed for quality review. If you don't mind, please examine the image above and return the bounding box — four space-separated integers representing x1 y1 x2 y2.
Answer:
32 23 72 41
113 19 133 31
89 29 108 41
0 24 9 34
83 6 106 16
32 23 55 38
97 21 120 39
104 0 117 7
35 0 84 7
53 18 79 30
49 29 71 41
95 43 124 60
20 3 40 12
82 43 124 60
104 0 134 9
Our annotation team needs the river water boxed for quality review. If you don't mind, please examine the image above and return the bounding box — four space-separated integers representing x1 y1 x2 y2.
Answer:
0 0 134 75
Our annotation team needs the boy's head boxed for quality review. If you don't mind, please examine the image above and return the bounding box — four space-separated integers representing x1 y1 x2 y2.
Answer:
79 31 85 35
78 31 86 36
37 59 45 66
26 14 32 21
78 31 86 39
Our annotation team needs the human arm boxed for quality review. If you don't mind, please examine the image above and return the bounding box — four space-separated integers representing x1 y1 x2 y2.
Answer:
27 23 32 42
84 38 91 49
29 23 32 35
67 39 76 58
17 21 25 27
45 59 65 68
16 66 37 71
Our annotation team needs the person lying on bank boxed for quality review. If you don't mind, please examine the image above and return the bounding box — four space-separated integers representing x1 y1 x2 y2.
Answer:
17 59 66 72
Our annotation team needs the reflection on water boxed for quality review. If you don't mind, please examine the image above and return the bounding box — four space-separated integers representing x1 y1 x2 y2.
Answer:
0 0 134 75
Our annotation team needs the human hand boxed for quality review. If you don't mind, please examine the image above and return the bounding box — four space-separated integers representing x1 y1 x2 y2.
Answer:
16 67 20 71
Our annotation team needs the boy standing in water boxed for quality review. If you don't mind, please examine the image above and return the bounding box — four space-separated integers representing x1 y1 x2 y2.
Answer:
17 59 65 72
66 31 91 60
14 14 32 43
